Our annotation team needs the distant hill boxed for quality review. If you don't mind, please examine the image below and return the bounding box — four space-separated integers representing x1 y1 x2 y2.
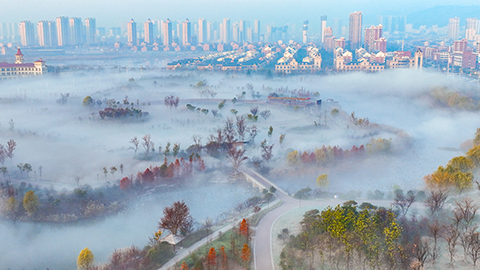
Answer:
407 5 480 28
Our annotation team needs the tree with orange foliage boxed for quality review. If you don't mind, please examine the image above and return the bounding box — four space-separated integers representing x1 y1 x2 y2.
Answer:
120 177 131 189
220 246 228 269
180 261 189 270
239 218 249 239
206 247 216 270
240 243 251 268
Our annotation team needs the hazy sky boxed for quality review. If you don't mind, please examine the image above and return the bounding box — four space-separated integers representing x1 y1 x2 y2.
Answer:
1 0 479 28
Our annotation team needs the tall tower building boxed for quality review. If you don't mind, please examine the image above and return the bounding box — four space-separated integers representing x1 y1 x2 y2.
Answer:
56 16 70 46
238 20 245 43
333 18 342 37
253 20 260 42
48 21 57 46
144 19 153 44
206 21 213 43
364 25 382 52
466 18 480 35
302 20 309 44
182 18 191 45
349 11 362 51
163 19 172 46
69 17 84 46
198 18 206 43
19 21 35 46
448 17 460 40
320 15 327 43
85 18 96 45
37 21 51 46
221 18 230 43
127 19 137 45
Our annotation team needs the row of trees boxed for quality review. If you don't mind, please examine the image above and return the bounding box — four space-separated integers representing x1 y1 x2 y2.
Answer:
429 87 479 111
0 139 16 165
130 135 182 159
120 156 206 189
286 138 391 166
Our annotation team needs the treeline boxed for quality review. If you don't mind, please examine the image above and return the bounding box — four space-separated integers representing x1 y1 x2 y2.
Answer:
430 87 479 111
120 156 206 190
286 137 392 166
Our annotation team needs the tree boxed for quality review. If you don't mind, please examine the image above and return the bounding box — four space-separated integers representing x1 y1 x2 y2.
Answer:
181 261 189 270
260 140 274 163
227 147 248 171
467 145 480 167
206 247 216 269
142 134 152 157
23 190 39 215
77 247 94 270
220 246 228 269
159 201 194 236
22 163 32 176
239 218 249 239
110 166 117 178
425 189 448 215
6 139 16 162
83 96 93 107
130 137 140 156
173 143 180 157
240 243 251 267
260 110 271 120
316 174 329 188
0 144 6 165
102 167 108 180
236 116 247 141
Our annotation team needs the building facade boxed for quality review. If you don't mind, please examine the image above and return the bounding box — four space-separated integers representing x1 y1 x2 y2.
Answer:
0 49 47 79
349 11 362 51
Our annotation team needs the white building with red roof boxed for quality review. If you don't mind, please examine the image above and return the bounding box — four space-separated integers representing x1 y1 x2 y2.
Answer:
0 48 46 79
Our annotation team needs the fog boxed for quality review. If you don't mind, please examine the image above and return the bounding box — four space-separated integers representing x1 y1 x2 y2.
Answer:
0 60 479 268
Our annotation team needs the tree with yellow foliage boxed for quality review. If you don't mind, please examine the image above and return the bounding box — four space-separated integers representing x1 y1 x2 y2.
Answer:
316 174 329 188
23 190 38 215
77 247 94 270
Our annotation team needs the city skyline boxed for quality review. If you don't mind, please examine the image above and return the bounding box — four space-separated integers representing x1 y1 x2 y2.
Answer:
2 0 480 29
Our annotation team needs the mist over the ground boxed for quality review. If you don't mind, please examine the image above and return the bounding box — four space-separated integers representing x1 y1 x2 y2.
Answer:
1 58 479 268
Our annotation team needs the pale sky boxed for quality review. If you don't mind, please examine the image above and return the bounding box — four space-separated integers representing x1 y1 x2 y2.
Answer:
1 0 479 27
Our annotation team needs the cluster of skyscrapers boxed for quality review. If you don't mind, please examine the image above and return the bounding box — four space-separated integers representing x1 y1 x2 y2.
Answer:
16 17 96 47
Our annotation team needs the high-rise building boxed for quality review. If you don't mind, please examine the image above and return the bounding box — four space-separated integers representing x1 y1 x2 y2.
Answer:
48 21 57 46
144 19 153 44
253 20 260 42
182 18 191 45
302 20 309 44
163 19 172 46
320 15 327 43
364 25 382 52
19 21 35 46
221 18 230 43
198 19 206 43
453 38 468 52
349 11 362 51
69 17 83 46
56 16 70 46
238 20 245 43
333 18 342 37
232 22 239 42
374 37 387 52
37 21 50 46
127 19 137 45
206 21 213 43
448 17 460 40
85 18 96 45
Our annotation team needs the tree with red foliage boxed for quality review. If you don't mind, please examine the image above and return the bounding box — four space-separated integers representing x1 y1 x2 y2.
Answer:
159 201 194 235
220 246 228 269
206 247 216 269
240 243 251 268
120 177 131 189
166 163 175 178
239 218 249 239
301 151 310 163
142 168 154 183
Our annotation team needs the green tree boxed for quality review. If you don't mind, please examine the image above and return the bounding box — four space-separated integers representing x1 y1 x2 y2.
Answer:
77 247 94 270
23 190 39 215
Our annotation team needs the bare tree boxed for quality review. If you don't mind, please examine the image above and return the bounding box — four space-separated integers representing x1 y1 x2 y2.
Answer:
0 144 5 166
443 223 460 264
412 237 430 270
259 110 271 120
142 134 152 157
191 135 202 153
425 189 448 216
249 106 259 116
227 147 248 171
130 137 140 156
224 118 236 144
248 125 258 143
261 140 274 163
236 116 247 141
468 232 480 268
428 220 442 263
392 191 415 216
